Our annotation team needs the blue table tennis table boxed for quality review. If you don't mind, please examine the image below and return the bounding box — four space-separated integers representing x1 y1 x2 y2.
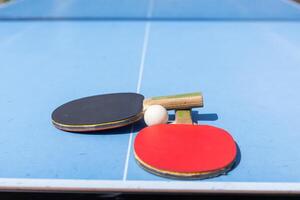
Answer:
1 0 300 194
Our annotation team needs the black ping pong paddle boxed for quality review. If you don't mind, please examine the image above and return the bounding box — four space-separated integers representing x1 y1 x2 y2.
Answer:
52 92 203 132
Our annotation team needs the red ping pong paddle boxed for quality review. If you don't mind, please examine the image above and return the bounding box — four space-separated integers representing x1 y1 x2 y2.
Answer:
134 110 237 179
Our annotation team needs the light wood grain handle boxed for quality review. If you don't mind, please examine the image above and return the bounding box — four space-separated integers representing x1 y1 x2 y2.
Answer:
143 92 203 111
175 109 193 124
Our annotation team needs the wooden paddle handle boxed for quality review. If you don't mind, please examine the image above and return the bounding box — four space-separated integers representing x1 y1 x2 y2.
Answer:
175 109 193 124
143 92 203 111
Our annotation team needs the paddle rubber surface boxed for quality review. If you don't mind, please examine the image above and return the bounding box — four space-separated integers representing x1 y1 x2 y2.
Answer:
134 124 237 178
52 93 144 127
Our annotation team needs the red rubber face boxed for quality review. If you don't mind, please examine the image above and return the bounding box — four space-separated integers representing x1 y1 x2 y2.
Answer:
134 124 237 173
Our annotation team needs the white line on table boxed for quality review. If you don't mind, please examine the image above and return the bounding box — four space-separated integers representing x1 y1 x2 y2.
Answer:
122 126 134 181
122 0 154 181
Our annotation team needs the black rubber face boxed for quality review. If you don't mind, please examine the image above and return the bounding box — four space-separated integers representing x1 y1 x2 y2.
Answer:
52 93 144 126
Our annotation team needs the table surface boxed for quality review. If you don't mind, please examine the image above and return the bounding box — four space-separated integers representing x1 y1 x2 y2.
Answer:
1 0 300 194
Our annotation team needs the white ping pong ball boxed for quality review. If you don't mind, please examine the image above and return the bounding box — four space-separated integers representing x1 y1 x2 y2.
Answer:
144 105 168 126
